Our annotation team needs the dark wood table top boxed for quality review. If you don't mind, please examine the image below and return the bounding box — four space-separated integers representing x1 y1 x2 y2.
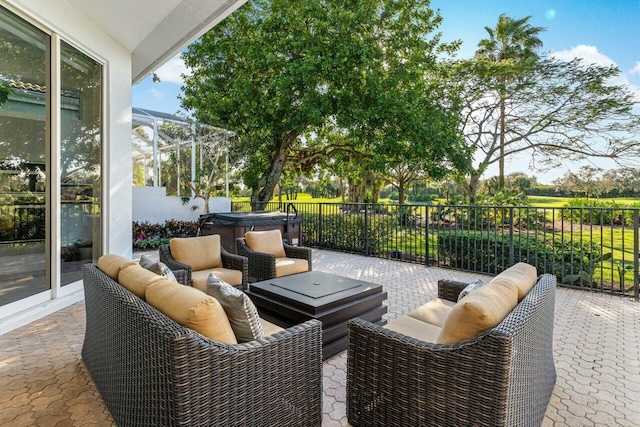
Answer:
249 271 383 315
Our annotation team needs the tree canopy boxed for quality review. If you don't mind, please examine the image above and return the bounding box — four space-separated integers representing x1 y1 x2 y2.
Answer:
451 54 640 202
181 0 468 209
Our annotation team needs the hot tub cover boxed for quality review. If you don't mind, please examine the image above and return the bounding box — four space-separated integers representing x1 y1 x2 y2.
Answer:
199 211 302 227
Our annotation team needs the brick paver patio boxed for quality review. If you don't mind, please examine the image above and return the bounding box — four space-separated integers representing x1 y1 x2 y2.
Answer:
1 249 639 426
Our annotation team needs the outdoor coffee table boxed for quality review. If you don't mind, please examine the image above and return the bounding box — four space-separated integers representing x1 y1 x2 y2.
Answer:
248 271 387 359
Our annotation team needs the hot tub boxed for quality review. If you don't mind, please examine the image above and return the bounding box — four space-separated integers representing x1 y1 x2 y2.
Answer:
198 211 303 253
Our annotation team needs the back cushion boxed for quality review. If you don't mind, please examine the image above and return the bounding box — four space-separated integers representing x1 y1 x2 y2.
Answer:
97 254 137 281
245 230 286 258
170 235 222 271
490 262 538 301
118 263 166 300
437 280 518 344
146 279 237 344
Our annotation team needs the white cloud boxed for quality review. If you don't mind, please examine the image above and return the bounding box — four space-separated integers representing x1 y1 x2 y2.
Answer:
551 45 640 104
550 44 616 67
147 88 165 102
155 55 191 84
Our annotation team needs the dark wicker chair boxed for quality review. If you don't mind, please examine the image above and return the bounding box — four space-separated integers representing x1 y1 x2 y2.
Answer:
159 242 248 291
236 237 312 283
82 263 323 427
346 274 557 427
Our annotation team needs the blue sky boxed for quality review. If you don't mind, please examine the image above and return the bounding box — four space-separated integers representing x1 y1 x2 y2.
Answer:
132 0 640 184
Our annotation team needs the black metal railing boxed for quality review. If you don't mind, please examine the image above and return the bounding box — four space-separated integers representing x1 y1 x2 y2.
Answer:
232 201 640 298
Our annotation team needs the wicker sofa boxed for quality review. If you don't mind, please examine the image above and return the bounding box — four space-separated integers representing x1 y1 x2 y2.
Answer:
81 258 322 427
347 266 557 427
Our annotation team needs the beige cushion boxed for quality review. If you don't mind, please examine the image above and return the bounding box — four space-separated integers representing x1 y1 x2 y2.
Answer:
170 235 222 271
437 280 518 344
275 257 309 278
384 315 442 343
260 318 285 336
97 254 137 281
191 268 243 291
245 230 286 258
118 263 166 300
145 279 237 344
490 262 538 301
407 298 456 327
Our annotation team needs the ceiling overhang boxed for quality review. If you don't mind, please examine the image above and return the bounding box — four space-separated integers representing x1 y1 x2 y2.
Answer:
65 0 247 84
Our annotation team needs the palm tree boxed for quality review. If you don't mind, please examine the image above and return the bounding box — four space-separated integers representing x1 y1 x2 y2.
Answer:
476 15 544 191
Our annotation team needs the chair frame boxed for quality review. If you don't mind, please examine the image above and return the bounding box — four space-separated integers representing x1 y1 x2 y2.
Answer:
159 242 248 290
236 237 312 283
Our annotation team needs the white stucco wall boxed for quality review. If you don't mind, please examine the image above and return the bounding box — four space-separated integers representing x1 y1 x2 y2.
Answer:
6 0 133 258
132 186 231 223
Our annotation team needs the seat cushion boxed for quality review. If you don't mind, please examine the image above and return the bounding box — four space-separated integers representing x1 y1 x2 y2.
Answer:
275 257 309 278
260 318 285 336
191 268 243 291
139 254 177 283
118 263 166 300
407 298 456 327
490 262 538 301
146 279 237 344
97 254 137 281
384 315 442 343
437 279 518 344
170 235 222 271
205 274 263 343
245 230 286 258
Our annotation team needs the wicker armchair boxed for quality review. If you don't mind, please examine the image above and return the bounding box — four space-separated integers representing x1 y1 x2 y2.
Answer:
82 263 322 427
159 235 248 291
346 274 557 427
236 230 312 283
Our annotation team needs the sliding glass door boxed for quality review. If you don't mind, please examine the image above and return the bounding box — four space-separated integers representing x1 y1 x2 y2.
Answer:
0 7 49 306
0 6 103 304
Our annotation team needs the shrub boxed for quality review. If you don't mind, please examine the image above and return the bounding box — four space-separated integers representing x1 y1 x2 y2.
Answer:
133 219 198 250
436 230 601 284
303 212 395 255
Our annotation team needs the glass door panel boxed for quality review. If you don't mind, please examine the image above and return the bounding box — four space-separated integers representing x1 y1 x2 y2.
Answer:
0 7 49 306
59 41 102 286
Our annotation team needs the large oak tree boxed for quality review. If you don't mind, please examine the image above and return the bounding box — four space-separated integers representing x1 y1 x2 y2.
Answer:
181 0 466 209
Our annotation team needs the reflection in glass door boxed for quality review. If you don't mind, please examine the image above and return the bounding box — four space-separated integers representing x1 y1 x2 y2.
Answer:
0 7 49 306
60 41 102 286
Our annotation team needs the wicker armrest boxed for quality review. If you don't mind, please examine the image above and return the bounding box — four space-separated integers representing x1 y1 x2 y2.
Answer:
159 244 192 286
347 317 510 427
236 238 277 283
172 319 323 426
221 247 249 290
172 269 188 286
283 244 313 270
437 279 469 302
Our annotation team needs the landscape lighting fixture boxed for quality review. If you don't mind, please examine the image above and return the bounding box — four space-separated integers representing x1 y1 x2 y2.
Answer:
152 73 161 83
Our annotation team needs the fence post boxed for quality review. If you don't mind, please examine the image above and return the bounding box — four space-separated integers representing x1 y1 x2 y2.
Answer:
364 204 370 256
424 205 430 266
319 203 323 247
635 209 639 301
509 207 515 266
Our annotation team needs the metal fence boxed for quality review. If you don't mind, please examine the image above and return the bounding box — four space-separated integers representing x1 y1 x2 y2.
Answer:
232 201 640 298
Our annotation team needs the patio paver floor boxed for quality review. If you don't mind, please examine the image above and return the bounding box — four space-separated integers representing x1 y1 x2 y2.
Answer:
1 249 639 426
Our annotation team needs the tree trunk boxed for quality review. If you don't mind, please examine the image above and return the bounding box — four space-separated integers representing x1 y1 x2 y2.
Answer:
499 98 505 191
466 173 481 204
250 133 296 211
398 181 406 205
